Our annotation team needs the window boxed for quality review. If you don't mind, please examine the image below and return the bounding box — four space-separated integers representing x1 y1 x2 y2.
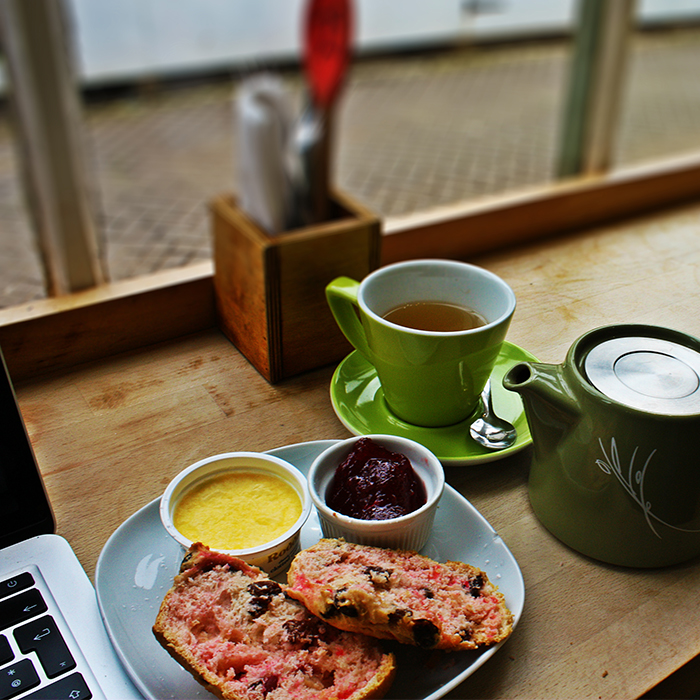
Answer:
1 1 699 316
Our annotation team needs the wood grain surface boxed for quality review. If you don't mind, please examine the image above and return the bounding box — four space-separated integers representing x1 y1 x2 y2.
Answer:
12 199 700 699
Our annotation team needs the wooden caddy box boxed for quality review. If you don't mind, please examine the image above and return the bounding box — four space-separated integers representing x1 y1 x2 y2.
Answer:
211 191 381 383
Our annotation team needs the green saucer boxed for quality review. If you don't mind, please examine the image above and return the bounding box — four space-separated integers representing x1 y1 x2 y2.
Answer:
330 341 538 466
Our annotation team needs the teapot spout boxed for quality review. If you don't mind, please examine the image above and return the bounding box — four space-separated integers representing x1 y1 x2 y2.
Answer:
503 361 581 453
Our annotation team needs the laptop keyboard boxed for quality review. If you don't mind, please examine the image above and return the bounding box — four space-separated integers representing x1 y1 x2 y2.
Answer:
0 567 93 700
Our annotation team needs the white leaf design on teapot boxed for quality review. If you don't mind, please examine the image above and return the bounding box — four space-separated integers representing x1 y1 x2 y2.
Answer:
596 438 700 538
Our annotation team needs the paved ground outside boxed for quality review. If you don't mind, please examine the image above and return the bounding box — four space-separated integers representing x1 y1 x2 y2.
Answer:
1 26 700 310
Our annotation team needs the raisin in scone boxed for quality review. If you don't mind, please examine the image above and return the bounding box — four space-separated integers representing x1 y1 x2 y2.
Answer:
285 538 513 651
153 543 395 700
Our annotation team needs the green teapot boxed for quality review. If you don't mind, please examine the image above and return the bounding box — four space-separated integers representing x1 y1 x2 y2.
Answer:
504 324 700 568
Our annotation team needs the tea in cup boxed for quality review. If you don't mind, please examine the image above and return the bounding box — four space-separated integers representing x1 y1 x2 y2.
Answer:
326 259 516 427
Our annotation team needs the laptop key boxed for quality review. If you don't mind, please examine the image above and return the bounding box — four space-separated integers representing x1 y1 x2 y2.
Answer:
14 616 75 679
0 658 40 699
0 590 47 631
0 636 12 665
0 574 34 602
20 672 92 700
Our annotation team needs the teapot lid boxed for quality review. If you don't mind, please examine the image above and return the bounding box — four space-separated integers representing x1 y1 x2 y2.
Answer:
584 335 700 415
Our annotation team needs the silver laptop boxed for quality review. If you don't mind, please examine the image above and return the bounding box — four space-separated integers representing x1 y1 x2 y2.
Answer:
0 347 142 700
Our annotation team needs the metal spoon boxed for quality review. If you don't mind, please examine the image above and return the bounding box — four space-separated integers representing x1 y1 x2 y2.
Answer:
469 379 517 450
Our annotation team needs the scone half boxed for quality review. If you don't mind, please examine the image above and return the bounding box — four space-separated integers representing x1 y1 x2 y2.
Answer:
154 543 395 700
286 538 513 651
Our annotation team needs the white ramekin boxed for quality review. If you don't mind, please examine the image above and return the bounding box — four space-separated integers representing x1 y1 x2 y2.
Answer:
160 452 311 578
308 435 444 551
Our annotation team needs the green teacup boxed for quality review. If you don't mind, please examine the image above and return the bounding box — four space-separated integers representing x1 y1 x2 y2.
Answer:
325 259 516 427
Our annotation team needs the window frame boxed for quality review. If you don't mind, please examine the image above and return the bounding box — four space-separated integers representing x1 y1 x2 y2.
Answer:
1 148 700 381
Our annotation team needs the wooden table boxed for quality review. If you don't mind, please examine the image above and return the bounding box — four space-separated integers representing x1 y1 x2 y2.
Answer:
13 199 700 699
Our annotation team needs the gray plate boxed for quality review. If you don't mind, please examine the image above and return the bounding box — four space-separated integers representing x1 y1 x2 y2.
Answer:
95 440 525 700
